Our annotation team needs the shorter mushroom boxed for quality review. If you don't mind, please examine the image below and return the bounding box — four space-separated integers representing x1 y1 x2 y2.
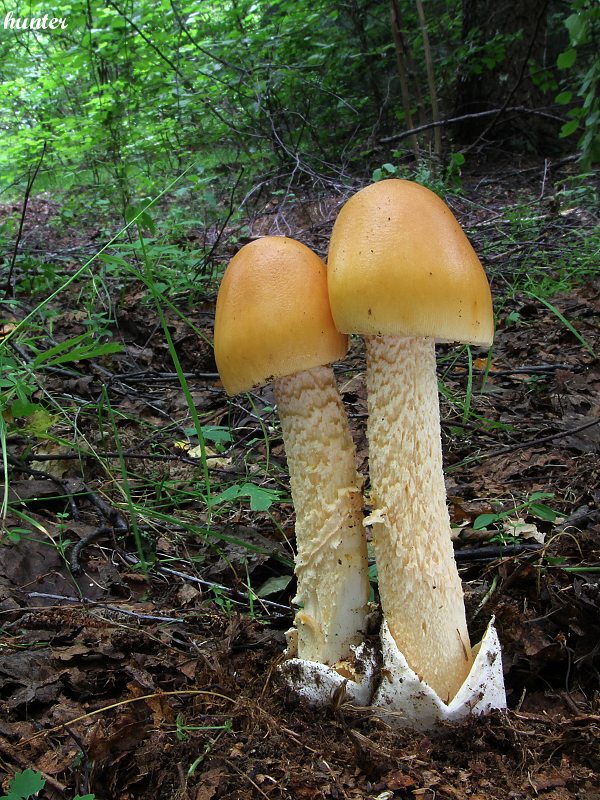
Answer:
214 236 374 703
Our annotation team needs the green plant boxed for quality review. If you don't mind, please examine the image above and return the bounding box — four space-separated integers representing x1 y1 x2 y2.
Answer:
13 259 63 298
372 152 465 194
555 171 598 209
555 1 600 167
211 482 284 512
174 714 232 742
372 162 399 182
0 768 94 800
472 492 558 544
197 426 234 453
1 769 46 800
210 585 234 616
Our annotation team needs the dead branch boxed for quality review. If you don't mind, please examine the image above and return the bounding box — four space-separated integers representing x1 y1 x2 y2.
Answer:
380 106 565 145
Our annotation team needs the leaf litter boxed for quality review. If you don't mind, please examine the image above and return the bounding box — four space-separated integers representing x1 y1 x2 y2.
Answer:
1 158 599 798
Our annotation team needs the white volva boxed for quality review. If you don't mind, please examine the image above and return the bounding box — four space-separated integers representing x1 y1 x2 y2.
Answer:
365 335 472 701
274 366 370 665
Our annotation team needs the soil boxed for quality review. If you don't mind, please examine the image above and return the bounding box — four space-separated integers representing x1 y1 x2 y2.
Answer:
1 156 599 799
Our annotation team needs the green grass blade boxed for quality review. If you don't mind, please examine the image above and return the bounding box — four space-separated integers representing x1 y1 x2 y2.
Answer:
0 410 8 519
135 225 213 520
463 345 473 423
0 165 195 350
525 290 596 357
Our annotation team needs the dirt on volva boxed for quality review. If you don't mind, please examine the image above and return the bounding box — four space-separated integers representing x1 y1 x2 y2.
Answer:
0 156 599 799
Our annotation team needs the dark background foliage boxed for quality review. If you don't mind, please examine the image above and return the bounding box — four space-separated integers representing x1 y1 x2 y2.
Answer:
0 0 597 215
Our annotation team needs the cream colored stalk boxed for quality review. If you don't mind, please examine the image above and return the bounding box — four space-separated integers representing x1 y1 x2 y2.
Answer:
328 179 506 718
214 236 371 678
273 366 369 665
364 335 470 700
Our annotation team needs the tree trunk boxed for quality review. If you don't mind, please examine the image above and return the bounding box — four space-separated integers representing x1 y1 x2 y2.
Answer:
454 0 560 151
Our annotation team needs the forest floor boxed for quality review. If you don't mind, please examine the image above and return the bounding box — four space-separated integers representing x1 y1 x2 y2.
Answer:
0 156 599 799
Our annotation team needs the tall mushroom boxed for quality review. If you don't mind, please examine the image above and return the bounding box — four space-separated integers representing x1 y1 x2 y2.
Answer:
327 179 505 716
214 236 370 676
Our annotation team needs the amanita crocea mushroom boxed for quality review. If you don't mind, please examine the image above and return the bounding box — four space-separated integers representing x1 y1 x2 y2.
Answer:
327 179 506 724
214 236 373 700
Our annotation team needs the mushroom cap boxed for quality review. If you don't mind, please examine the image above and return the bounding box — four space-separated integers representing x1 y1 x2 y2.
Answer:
214 236 348 395
327 180 494 346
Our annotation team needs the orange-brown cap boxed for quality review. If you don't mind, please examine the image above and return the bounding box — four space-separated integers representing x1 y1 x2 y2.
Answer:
214 236 348 395
327 180 494 346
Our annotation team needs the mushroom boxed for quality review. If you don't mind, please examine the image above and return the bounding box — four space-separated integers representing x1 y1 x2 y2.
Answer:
214 236 372 697
327 179 506 721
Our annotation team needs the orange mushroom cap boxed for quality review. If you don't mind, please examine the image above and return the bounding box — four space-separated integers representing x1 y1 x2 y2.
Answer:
327 180 494 346
215 236 348 396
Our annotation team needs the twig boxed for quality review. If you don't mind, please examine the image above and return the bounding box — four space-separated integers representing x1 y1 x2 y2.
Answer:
113 370 220 381
7 453 79 518
459 417 600 466
123 554 291 614
3 142 47 296
25 592 186 623
6 453 129 572
380 106 564 144
19 689 234 745
219 758 272 800
539 158 550 201
555 506 597 533
455 543 543 561
10 448 207 467
482 364 577 376
69 492 128 572
194 168 245 277
70 526 116 573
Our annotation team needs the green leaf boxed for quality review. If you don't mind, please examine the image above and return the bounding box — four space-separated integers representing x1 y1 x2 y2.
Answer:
560 119 580 138
45 342 122 367
529 491 554 501
368 563 378 582
7 769 46 799
212 482 281 512
565 13 586 45
473 513 501 530
9 398 42 418
30 332 89 365
546 556 567 566
32 335 122 368
256 573 293 598
524 290 596 356
200 426 233 445
124 204 155 234
529 503 557 523
557 49 577 69
555 91 572 105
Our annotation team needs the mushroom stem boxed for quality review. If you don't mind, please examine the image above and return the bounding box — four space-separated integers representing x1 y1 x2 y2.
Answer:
273 365 369 666
365 334 473 701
